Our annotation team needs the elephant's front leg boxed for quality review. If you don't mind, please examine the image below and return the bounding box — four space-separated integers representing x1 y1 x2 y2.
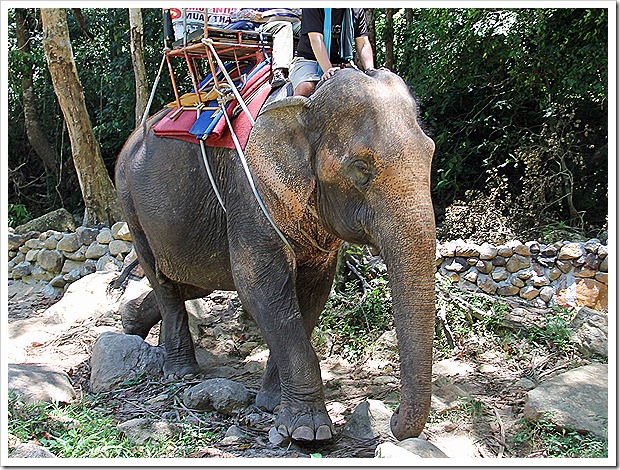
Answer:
256 256 338 414
229 240 333 442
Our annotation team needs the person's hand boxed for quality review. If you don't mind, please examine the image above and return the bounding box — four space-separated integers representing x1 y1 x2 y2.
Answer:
320 67 340 82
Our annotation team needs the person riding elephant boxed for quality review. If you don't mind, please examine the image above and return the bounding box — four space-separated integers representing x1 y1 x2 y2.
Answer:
115 67 435 443
290 8 374 97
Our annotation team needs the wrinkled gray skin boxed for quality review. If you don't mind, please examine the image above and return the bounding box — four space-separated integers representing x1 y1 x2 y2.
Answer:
115 68 436 442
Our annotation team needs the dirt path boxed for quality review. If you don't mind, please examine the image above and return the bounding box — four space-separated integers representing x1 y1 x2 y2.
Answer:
7 278 588 458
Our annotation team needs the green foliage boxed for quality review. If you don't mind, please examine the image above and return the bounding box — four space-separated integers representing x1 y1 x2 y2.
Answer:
513 414 608 458
315 279 392 361
392 8 607 238
8 203 32 228
527 308 574 353
7 7 608 238
8 392 217 458
7 8 174 220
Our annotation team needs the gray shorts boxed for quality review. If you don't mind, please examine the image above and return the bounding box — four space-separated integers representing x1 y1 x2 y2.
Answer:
289 57 321 90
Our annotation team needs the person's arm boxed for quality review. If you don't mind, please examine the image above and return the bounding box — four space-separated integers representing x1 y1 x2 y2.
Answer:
308 32 340 81
355 35 374 71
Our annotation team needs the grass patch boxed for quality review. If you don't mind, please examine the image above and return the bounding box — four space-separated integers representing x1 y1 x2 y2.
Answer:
513 415 608 458
314 279 392 362
8 392 217 458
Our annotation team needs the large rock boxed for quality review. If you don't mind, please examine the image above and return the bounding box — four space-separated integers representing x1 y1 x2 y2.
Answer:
8 272 119 363
76 226 100 246
37 249 64 272
523 363 608 439
8 443 56 458
109 239 133 257
14 208 75 234
375 438 448 458
56 233 81 253
8 363 76 404
431 377 471 414
396 437 448 459
183 378 252 414
112 221 132 241
117 418 181 445
341 399 394 440
90 332 165 393
569 307 608 358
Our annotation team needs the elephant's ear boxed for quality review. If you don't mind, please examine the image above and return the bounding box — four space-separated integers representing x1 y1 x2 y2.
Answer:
245 96 314 229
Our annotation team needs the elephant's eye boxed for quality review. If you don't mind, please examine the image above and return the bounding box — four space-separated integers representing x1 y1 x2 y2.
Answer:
349 159 373 189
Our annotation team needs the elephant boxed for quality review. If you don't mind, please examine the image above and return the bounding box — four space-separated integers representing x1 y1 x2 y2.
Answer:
114 67 436 443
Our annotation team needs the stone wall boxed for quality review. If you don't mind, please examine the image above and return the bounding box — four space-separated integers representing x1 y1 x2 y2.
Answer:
436 239 608 310
7 224 608 310
8 222 137 293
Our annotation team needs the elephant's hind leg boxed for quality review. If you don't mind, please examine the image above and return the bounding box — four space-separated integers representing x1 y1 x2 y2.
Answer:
120 289 161 339
126 221 200 379
151 278 201 379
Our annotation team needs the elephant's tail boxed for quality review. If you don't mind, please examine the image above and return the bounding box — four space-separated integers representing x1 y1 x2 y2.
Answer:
109 258 140 292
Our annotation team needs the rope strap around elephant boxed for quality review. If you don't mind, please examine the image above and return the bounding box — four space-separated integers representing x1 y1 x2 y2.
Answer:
195 38 295 256
220 106 295 256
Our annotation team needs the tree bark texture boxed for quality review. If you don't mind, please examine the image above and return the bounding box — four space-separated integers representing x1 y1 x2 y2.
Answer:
15 8 58 175
385 8 395 71
129 8 148 127
406 8 414 24
40 8 122 226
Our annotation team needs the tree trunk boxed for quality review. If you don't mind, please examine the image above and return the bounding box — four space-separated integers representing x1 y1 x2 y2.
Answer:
406 8 414 24
15 8 58 175
385 8 395 71
40 8 122 226
365 8 376 57
129 8 148 127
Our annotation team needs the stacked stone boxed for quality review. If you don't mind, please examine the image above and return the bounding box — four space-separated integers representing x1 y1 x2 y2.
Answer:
8 222 137 292
436 239 608 309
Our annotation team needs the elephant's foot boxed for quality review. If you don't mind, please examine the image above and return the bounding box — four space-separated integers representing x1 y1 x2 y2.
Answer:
163 357 201 381
256 388 281 412
274 402 334 442
256 353 281 411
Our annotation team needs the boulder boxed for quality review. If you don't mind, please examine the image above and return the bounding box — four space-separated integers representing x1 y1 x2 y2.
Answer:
57 233 81 253
37 249 64 272
397 438 448 458
112 221 133 241
342 399 394 440
14 208 75 234
90 332 165 393
96 228 113 244
569 307 608 358
8 231 41 250
478 243 498 260
558 242 586 260
76 227 100 246
96 254 123 272
9 443 56 458
431 377 471 413
375 440 448 459
85 242 109 259
117 418 181 445
183 378 252 414
505 254 531 273
11 261 32 279
8 363 76 404
109 239 133 257
523 363 608 439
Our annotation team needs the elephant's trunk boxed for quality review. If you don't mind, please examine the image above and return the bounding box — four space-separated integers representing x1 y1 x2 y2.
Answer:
373 196 436 440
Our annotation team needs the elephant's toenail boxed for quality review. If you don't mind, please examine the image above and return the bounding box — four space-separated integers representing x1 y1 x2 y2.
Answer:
291 426 314 441
315 424 332 441
277 425 288 437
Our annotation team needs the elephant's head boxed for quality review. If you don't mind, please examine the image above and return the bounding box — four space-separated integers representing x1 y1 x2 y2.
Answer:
246 68 436 440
